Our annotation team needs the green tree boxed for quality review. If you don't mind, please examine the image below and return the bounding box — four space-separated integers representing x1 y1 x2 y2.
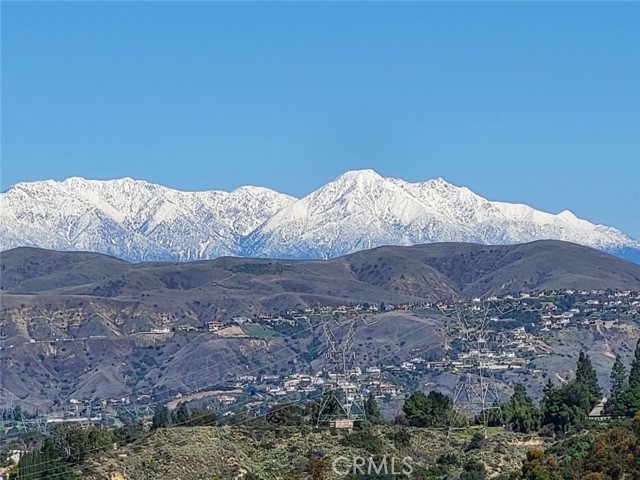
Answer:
576 350 601 408
186 408 217 426
610 354 627 399
13 405 23 422
628 339 640 390
152 405 170 429
502 384 542 433
310 391 343 424
606 341 640 418
615 387 640 418
364 393 383 424
266 403 305 426
605 355 627 416
518 449 563 480
402 390 452 428
15 438 72 480
541 381 585 432
173 402 191 425
542 353 602 432
50 424 89 462
87 426 115 453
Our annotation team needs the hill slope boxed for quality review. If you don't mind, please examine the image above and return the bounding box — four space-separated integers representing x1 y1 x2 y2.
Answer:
3 241 640 304
1 241 639 409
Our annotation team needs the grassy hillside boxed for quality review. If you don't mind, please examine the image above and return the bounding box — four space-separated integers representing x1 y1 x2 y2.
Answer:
4 241 640 305
82 424 538 480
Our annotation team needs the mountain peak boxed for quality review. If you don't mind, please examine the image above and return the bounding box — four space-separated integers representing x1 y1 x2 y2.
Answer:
1 172 638 262
423 176 457 189
334 169 384 183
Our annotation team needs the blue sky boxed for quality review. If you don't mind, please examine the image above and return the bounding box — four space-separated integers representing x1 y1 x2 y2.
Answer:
2 2 639 238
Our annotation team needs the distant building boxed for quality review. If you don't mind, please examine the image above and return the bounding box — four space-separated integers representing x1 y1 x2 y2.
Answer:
588 397 610 421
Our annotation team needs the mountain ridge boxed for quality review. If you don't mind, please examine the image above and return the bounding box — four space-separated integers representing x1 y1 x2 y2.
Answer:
2 240 640 409
3 240 640 301
2 170 638 262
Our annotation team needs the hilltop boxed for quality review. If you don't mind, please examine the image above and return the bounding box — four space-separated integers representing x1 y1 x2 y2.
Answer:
3 241 640 306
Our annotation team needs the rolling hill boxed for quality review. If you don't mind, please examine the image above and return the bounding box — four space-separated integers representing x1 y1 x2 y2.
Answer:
1 240 639 409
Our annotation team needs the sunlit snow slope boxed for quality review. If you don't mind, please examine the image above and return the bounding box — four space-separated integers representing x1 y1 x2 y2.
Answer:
2 170 638 262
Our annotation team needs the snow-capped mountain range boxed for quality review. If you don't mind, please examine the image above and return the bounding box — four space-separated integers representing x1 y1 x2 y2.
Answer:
2 170 639 263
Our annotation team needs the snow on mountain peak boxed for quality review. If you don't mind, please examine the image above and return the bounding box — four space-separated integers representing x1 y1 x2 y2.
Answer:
336 168 383 182
1 172 638 262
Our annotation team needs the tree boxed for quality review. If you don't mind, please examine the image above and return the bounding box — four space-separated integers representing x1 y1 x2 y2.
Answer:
542 353 603 432
173 402 191 425
575 351 601 408
610 354 627 399
51 424 87 462
152 405 170 429
541 381 586 433
628 339 640 390
13 405 23 422
15 448 72 480
15 437 74 480
579 426 638 480
605 355 627 416
502 384 542 433
309 391 343 424
266 403 305 426
364 393 383 424
87 427 114 454
607 340 640 418
517 449 563 480
402 390 452 428
186 408 217 427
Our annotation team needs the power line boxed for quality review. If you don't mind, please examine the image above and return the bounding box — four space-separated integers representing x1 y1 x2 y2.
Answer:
16 312 440 477
316 314 366 427
440 300 506 438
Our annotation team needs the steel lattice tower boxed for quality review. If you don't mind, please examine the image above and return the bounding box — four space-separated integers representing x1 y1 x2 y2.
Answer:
316 315 367 426
440 300 510 438
0 321 12 413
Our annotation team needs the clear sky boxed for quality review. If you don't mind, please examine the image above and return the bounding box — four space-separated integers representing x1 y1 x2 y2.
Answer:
2 2 639 238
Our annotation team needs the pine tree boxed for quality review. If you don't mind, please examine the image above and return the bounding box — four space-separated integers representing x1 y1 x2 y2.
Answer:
605 354 628 417
628 339 640 390
152 405 170 429
364 392 383 424
173 402 191 425
610 355 627 399
502 384 541 433
576 350 601 407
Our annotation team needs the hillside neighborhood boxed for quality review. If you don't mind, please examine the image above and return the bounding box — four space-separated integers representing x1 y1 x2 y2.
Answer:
2 289 638 435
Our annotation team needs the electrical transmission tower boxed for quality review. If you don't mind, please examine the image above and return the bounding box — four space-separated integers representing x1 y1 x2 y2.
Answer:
440 299 511 438
316 314 367 427
0 321 12 414
0 320 19 437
